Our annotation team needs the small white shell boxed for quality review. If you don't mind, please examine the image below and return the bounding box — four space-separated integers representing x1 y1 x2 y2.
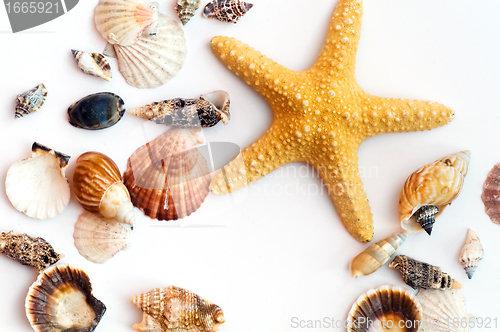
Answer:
459 229 484 279
72 50 112 81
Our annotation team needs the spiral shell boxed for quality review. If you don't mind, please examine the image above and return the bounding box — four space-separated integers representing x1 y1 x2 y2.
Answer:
350 232 407 278
72 50 112 81
459 229 484 279
15 83 48 118
203 0 253 23
130 286 225 332
73 152 135 225
176 0 200 25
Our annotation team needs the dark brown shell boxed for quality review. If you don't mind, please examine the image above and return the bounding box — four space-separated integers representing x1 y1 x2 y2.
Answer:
203 0 253 23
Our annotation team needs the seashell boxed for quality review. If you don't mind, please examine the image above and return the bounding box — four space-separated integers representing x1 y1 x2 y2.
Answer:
346 285 422 332
416 288 474 332
68 92 125 130
6 142 70 220
176 0 200 25
73 152 136 225
481 163 500 225
94 0 159 46
26 265 106 332
122 129 210 221
350 231 407 278
127 90 230 128
0 231 61 271
459 229 484 279
113 14 187 89
203 0 253 23
71 50 112 81
15 83 48 118
130 285 225 332
389 255 462 290
399 150 471 235
73 211 132 264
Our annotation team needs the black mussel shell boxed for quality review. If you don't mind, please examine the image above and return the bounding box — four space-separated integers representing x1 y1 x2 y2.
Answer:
68 92 125 130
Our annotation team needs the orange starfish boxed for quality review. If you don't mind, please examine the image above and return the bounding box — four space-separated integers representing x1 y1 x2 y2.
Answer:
209 0 455 242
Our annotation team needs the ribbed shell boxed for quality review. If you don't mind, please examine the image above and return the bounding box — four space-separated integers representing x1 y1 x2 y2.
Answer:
130 286 225 332
481 163 500 225
122 129 210 221
72 50 112 81
15 83 48 118
416 289 474 332
25 265 106 332
459 229 484 279
350 232 407 278
113 14 187 89
94 0 158 46
73 211 132 264
347 285 422 332
203 0 253 23
176 0 200 25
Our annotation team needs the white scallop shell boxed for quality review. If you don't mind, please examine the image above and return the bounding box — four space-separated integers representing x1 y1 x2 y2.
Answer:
113 14 187 89
94 0 159 46
459 229 484 279
5 143 70 220
74 211 132 264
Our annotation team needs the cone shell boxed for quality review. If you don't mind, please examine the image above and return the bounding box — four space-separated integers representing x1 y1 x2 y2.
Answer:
73 152 135 225
203 0 253 23
123 129 210 221
25 265 106 332
347 285 422 332
113 14 187 89
176 0 200 25
0 231 61 271
15 83 48 118
481 163 500 225
94 0 159 46
389 255 462 290
459 229 484 279
399 150 470 233
5 142 70 220
130 286 225 332
350 232 407 278
73 211 132 264
416 288 474 332
72 50 112 81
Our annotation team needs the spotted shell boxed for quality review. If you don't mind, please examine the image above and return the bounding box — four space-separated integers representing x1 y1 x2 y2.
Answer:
176 0 200 25
131 286 225 332
15 83 48 118
399 150 470 233
481 163 500 225
203 0 253 23
94 0 159 46
73 152 135 225
72 50 112 81
459 229 484 279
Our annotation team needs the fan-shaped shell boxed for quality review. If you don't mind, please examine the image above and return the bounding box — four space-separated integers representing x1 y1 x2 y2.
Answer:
113 14 187 89
122 129 210 221
203 0 253 23
73 152 135 225
416 288 474 332
131 286 225 332
347 285 422 332
176 0 200 25
481 163 500 225
72 50 112 81
94 0 159 46
399 150 470 233
5 142 70 220
459 229 484 279
73 211 132 264
25 265 106 332
15 83 48 118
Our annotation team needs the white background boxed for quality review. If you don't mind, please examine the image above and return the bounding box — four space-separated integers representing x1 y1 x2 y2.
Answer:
1 0 500 331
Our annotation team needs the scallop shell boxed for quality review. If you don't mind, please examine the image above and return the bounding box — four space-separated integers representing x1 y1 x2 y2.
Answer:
389 255 462 290
131 286 225 332
73 211 132 264
416 288 474 332
347 285 422 332
350 232 407 278
122 129 210 221
399 150 471 234
203 0 253 23
127 90 230 128
459 229 484 279
26 265 106 332
5 142 70 220
15 83 48 118
0 231 61 271
481 163 500 225
68 92 125 130
176 0 200 25
94 0 159 46
73 152 136 225
72 50 112 81
113 14 187 89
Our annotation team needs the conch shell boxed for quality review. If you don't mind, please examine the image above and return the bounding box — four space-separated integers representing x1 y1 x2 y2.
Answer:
73 152 135 225
350 231 407 278
399 150 470 235
15 83 48 118
459 229 484 279
72 50 112 81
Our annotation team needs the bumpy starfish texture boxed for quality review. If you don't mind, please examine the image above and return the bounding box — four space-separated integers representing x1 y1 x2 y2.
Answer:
209 0 454 242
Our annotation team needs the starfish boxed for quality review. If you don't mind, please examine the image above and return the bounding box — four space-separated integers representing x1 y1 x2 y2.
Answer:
208 0 455 242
